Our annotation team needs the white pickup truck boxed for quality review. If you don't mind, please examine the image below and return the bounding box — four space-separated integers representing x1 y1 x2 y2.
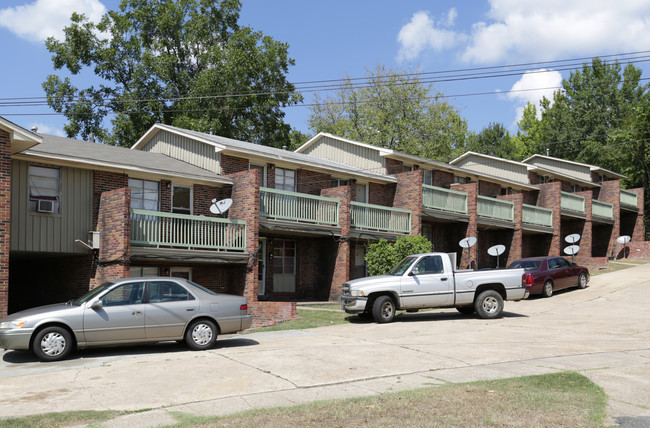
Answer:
341 252 530 323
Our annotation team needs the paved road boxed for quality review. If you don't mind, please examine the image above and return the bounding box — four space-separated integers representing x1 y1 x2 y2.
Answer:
1 262 649 427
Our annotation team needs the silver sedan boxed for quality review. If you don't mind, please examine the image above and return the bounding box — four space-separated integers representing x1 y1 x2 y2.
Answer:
0 277 253 361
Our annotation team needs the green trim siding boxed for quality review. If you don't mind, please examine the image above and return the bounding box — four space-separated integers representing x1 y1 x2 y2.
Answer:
140 130 221 173
10 160 93 253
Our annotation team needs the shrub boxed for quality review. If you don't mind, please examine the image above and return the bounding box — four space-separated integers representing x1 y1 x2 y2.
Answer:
365 235 432 276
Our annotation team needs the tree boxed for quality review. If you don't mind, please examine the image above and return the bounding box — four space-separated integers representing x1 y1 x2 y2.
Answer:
42 0 302 147
464 122 524 160
365 235 432 276
308 65 469 161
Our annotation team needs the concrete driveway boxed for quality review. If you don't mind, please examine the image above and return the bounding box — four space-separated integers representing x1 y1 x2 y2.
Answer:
1 262 649 427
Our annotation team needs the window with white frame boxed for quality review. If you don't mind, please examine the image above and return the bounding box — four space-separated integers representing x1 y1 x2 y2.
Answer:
128 178 159 210
423 170 433 186
403 165 413 172
275 167 296 192
29 165 61 213
172 185 192 215
331 178 349 187
454 176 468 185
130 266 160 277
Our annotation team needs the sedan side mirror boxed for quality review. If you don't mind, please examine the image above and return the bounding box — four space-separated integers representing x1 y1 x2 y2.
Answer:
90 300 103 310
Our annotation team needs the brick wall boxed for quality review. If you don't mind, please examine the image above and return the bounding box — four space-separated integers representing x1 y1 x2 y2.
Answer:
297 169 331 195
221 154 250 175
322 185 351 300
0 130 10 317
368 182 395 206
479 180 501 197
500 193 523 265
385 158 403 175
94 187 131 287
538 182 562 257
93 170 128 229
455 182 478 269
433 170 454 188
193 184 231 217
393 170 422 236
599 180 621 254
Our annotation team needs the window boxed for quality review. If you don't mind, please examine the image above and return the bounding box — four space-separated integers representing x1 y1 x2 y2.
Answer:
129 178 159 210
275 167 296 191
355 184 368 203
423 170 433 186
403 165 413 172
414 256 444 275
250 164 267 187
29 166 60 213
101 282 145 306
148 281 193 303
571 185 584 193
273 239 295 275
331 178 349 187
130 266 160 277
454 176 468 185
170 267 192 281
172 185 192 215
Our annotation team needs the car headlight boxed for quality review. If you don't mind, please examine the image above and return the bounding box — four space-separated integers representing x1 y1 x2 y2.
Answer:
0 320 26 329
349 290 365 297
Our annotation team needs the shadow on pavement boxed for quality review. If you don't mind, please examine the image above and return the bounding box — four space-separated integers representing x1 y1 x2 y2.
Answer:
346 310 528 324
2 337 259 364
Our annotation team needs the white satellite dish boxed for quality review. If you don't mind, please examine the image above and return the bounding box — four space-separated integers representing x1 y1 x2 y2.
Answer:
210 198 233 215
564 245 580 255
459 237 477 248
487 244 506 268
565 233 581 244
487 244 506 256
616 235 631 244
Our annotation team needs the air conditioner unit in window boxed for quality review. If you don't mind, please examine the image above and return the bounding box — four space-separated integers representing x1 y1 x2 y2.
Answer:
37 200 56 213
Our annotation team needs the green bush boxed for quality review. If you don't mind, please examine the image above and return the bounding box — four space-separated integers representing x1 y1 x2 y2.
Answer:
365 235 432 276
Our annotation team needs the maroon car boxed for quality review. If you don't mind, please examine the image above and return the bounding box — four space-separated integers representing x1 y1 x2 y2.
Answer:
508 256 589 297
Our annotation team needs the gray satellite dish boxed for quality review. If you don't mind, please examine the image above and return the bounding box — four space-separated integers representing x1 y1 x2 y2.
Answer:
210 198 233 215
459 237 477 270
487 244 506 268
459 237 477 248
565 233 581 244
616 235 631 244
564 245 580 255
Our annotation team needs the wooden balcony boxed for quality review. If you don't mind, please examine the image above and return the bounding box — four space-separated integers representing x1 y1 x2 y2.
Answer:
350 202 411 235
422 185 468 214
592 199 613 221
620 189 638 210
131 209 246 252
560 192 586 214
522 204 553 228
477 196 514 222
260 187 339 226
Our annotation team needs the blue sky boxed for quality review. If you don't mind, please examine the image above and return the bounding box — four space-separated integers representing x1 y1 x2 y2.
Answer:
2 0 650 140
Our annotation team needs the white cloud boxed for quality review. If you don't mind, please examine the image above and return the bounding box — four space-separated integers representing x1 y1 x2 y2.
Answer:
28 122 65 137
0 0 106 43
398 1 650 64
397 9 462 62
506 69 563 124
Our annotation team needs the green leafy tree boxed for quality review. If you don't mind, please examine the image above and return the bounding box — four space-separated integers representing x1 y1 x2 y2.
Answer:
365 235 433 276
464 122 524 160
43 0 302 147
308 65 468 161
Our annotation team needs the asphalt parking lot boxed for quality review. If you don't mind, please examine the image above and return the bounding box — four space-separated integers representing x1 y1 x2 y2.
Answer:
1 261 649 427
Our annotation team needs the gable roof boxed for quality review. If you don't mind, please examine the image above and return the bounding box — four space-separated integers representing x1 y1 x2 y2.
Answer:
133 125 396 183
14 133 231 185
522 154 626 180
0 116 42 154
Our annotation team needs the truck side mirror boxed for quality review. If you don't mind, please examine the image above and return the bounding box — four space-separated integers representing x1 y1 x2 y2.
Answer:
410 266 419 276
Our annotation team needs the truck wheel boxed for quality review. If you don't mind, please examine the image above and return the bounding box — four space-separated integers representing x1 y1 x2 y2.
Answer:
475 290 504 319
372 296 395 323
542 280 553 298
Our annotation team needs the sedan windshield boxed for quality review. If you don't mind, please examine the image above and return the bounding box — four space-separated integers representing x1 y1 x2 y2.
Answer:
73 282 114 305
388 257 417 276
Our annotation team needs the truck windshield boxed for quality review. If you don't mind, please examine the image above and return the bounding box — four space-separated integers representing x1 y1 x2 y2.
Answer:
388 257 417 276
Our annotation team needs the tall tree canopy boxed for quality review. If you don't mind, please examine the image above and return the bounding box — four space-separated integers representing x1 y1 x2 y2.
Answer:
43 0 301 147
308 65 468 161
516 58 647 168
463 122 524 160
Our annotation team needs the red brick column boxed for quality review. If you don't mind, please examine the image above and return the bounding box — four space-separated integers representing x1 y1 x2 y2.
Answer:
500 193 523 265
538 182 562 257
322 185 352 300
455 182 478 269
629 187 645 241
576 190 594 262
599 180 621 255
393 170 423 236
93 188 131 288
0 130 10 317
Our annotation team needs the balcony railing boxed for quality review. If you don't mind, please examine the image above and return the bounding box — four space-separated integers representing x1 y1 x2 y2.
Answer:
477 196 514 222
620 189 638 209
131 210 246 251
260 187 339 226
592 199 614 219
561 192 586 213
422 185 468 214
522 204 553 227
350 202 411 234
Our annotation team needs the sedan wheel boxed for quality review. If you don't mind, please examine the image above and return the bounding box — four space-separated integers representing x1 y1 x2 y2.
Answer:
542 280 554 298
185 319 218 350
33 326 73 362
578 273 588 289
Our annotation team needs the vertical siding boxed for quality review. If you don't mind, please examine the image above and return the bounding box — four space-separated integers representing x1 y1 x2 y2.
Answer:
11 160 93 254
454 157 529 184
140 131 221 173
527 158 591 182
302 136 385 174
